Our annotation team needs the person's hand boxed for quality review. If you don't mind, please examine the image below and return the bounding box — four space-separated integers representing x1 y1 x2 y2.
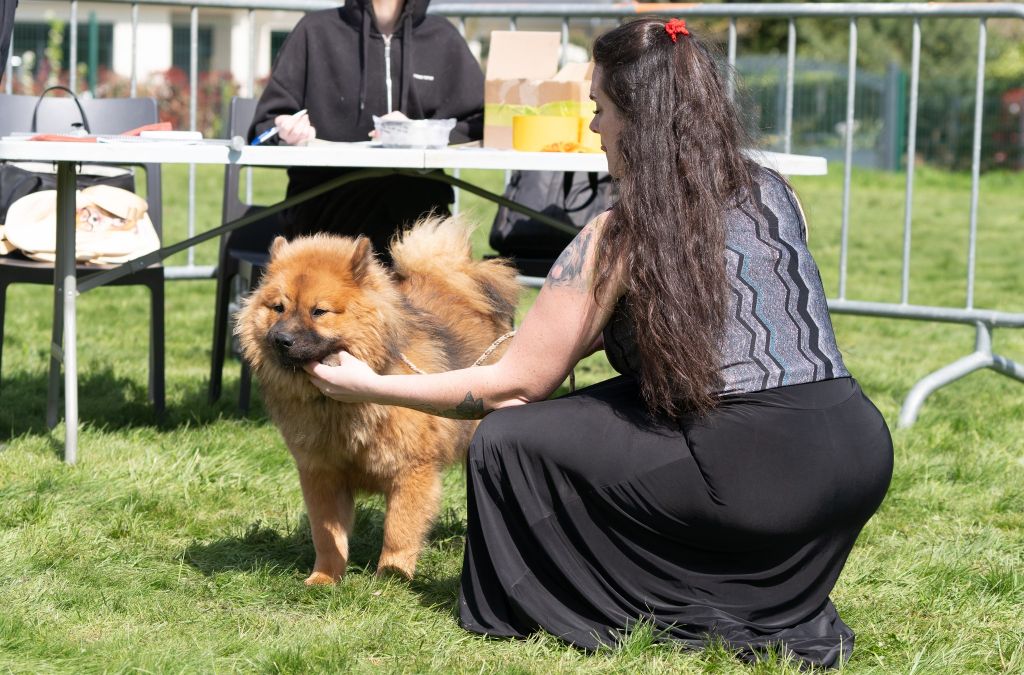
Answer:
275 111 316 146
304 351 378 403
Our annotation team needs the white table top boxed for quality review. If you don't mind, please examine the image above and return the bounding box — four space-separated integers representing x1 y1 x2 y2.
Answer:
0 139 828 176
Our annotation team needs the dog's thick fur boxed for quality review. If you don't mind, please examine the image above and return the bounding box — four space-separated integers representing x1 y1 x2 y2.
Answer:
236 217 519 584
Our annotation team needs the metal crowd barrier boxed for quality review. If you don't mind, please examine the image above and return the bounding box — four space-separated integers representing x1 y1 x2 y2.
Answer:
4 2 1023 426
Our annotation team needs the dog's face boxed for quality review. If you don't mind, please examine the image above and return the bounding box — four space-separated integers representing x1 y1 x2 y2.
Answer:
237 235 399 373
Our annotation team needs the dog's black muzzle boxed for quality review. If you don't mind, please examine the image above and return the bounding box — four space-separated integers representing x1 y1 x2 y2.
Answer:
267 323 338 369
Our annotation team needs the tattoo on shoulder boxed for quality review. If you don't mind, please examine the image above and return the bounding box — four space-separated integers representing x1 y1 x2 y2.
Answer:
547 227 593 288
417 391 488 420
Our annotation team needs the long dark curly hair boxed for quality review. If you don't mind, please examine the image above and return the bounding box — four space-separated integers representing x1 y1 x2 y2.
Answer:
593 19 755 417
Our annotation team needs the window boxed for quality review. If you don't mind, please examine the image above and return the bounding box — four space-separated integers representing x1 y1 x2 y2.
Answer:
172 25 213 73
11 21 114 76
270 30 290 66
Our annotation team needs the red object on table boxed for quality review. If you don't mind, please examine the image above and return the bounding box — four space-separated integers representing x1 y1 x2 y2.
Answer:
29 122 173 142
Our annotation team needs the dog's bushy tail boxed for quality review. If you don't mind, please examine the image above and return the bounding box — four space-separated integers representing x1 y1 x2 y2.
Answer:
389 215 520 333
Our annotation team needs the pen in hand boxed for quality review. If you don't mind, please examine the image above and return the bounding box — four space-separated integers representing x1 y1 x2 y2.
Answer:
251 109 310 145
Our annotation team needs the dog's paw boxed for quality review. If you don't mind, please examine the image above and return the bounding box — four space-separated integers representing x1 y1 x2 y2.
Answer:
304 571 340 586
375 563 414 581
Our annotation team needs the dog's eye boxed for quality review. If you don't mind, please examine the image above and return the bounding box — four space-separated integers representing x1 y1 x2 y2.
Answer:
311 308 328 318
272 304 285 314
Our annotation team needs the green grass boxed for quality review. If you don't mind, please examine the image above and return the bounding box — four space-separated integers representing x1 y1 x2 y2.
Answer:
1 164 1022 673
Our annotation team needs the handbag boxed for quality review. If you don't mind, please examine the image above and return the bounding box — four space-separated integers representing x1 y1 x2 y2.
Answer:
0 86 135 227
489 170 616 265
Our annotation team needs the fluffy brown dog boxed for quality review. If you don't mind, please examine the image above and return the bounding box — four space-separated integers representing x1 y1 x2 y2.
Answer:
236 217 519 584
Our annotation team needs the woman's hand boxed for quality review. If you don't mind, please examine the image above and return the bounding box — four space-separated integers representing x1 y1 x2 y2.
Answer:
275 111 316 146
304 351 379 402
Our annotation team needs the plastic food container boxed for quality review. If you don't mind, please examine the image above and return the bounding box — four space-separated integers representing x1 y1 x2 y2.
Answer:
372 116 456 149
511 115 580 152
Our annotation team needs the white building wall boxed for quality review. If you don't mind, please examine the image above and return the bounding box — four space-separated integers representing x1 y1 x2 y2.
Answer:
229 13 254 95
228 9 303 96
12 4 517 91
111 7 173 81
14 1 177 81
13 2 306 90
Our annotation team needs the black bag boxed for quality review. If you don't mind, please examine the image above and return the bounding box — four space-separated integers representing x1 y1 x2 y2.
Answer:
0 85 135 225
489 170 615 275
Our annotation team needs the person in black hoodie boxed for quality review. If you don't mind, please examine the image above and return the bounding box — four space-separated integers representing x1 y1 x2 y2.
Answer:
248 0 483 261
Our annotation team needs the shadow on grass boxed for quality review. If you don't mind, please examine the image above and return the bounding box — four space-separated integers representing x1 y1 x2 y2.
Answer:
0 364 269 442
184 504 466 571
409 507 466 618
182 503 466 615
183 517 317 578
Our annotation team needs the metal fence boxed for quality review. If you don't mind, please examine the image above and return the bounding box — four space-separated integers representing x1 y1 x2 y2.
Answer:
737 56 896 169
4 2 1023 427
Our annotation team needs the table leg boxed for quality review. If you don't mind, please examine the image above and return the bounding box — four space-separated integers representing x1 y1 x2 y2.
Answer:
45 255 64 429
51 161 78 464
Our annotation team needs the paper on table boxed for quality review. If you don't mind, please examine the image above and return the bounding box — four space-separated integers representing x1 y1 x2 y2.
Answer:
139 130 203 141
96 130 204 145
121 122 173 136
4 123 178 143
307 139 375 147
304 139 482 149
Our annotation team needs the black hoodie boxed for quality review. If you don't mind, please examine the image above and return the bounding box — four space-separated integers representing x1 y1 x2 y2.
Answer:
249 0 484 250
250 0 483 145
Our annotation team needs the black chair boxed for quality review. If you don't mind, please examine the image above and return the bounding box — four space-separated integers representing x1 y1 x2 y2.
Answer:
0 94 165 418
208 96 286 412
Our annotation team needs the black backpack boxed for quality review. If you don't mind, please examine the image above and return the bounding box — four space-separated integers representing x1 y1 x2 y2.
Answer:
489 170 615 276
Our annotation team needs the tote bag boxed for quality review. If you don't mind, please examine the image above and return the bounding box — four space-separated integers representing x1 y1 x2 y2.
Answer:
2 184 159 265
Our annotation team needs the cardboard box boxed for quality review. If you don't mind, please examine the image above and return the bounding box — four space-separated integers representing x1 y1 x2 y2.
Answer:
484 31 595 150
558 61 602 152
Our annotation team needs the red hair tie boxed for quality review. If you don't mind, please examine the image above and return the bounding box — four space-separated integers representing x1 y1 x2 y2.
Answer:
665 18 690 43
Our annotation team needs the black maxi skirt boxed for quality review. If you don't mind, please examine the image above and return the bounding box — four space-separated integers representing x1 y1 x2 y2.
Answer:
458 376 893 668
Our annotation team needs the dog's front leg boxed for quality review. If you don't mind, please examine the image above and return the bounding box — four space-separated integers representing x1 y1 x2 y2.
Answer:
297 465 354 585
377 467 442 579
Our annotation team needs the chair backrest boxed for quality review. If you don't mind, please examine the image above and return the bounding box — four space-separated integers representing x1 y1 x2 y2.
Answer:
0 93 163 236
229 96 260 141
222 96 260 223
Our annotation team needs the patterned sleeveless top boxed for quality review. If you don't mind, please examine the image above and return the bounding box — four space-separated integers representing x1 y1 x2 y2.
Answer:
603 167 849 396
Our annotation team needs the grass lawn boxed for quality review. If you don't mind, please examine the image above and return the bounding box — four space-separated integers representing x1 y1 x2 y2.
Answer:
0 164 1022 673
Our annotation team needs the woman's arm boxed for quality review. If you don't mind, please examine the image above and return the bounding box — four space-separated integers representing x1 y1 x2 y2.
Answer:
305 214 621 418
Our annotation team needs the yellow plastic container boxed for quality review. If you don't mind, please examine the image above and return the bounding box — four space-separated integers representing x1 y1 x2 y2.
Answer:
511 115 580 152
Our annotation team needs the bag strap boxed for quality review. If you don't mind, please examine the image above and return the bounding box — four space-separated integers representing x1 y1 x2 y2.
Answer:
562 171 575 200
31 85 91 134
562 171 603 214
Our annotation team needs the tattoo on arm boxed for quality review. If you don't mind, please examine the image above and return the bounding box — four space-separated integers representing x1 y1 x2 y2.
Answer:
414 391 489 420
453 391 486 419
547 228 593 289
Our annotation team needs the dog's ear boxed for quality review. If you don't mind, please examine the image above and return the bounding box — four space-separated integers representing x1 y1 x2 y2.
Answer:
351 236 374 279
269 236 288 260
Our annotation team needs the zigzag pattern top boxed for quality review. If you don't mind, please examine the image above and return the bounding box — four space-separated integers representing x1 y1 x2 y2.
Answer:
604 167 849 397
